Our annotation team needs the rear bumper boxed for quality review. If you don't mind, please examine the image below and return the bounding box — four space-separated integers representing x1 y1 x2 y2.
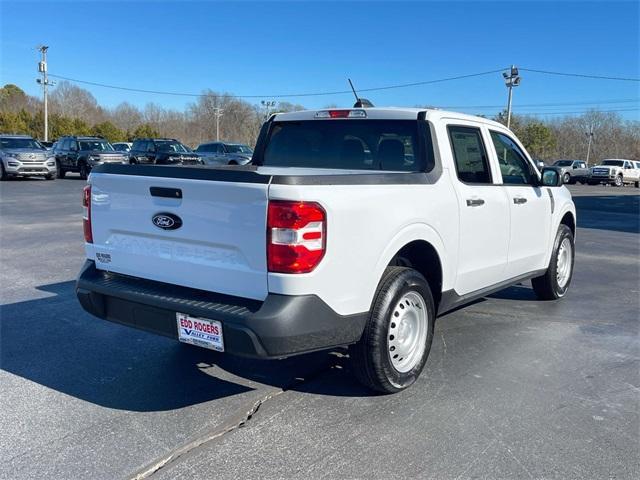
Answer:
76 260 367 358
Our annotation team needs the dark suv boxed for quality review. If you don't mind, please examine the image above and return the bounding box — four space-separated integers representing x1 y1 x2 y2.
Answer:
54 136 128 179
128 138 202 165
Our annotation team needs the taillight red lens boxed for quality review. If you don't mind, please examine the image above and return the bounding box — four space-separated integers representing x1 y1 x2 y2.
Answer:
82 185 93 243
267 200 326 273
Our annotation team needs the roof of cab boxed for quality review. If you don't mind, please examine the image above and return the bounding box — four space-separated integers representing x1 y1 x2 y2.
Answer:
272 107 507 129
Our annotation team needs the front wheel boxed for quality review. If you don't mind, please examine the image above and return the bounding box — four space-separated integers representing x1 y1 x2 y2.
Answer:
0 162 7 181
635 181 639 188
45 171 57 180
563 173 571 184
532 224 575 300
350 267 435 394
614 175 623 187
79 163 89 180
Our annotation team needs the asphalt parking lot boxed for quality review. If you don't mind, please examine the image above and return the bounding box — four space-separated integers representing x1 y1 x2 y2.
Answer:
1 176 638 480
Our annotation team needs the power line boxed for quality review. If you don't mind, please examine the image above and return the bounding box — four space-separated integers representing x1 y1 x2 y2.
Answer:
520 68 640 82
47 69 507 99
485 107 639 116
442 98 639 109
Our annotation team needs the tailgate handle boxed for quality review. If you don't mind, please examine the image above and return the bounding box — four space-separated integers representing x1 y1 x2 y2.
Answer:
150 187 182 199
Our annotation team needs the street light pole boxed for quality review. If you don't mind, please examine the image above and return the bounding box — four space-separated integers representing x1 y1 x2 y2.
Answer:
36 45 54 142
585 125 594 165
261 100 276 121
214 108 223 141
503 65 521 129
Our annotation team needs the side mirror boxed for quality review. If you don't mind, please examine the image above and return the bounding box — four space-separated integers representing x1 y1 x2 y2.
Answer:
541 167 563 187
573 165 578 169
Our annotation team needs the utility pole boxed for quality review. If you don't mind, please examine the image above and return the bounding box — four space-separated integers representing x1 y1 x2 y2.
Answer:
261 100 276 121
585 124 594 165
36 45 55 142
502 65 521 129
213 108 223 141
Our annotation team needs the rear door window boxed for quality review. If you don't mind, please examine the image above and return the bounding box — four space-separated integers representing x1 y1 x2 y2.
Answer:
447 126 492 184
261 120 428 172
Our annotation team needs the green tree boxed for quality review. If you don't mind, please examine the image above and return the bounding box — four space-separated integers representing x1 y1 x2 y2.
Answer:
519 122 557 160
131 123 160 140
92 121 125 142
0 110 30 134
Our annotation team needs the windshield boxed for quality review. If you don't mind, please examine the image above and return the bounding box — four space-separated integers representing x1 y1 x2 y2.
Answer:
261 120 428 171
0 137 45 150
554 160 573 167
79 141 114 151
601 160 624 167
226 144 253 154
156 141 189 153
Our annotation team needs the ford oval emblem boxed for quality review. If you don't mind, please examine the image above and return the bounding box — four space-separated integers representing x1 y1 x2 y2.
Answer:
152 213 182 230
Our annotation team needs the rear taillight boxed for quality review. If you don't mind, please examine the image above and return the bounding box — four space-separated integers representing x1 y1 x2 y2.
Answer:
82 185 93 243
267 200 326 274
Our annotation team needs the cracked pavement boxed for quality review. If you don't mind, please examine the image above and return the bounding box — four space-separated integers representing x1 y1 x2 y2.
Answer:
1 178 638 479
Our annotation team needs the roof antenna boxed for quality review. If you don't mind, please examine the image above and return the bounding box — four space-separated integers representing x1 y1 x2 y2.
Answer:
348 78 374 108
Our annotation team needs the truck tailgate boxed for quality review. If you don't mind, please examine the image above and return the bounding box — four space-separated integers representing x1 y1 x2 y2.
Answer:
88 171 269 300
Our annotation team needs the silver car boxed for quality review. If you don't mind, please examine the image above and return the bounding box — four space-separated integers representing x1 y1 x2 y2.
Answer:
195 142 253 165
0 134 57 180
552 160 590 184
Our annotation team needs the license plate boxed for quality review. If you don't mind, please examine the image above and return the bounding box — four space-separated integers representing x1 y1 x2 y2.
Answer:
176 313 224 352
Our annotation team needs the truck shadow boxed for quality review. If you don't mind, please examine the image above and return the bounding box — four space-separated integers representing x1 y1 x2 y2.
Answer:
0 281 368 412
573 194 639 234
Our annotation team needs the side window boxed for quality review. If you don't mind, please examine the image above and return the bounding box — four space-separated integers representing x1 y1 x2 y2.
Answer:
131 141 142 151
69 139 78 151
489 131 534 185
447 126 492 184
217 144 225 153
146 142 156 152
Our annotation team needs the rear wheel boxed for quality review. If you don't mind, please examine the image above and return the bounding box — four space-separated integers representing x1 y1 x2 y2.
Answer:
614 174 623 187
350 267 435 393
532 224 574 300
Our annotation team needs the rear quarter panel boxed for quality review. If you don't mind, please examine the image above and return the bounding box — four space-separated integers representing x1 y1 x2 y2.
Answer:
267 177 459 316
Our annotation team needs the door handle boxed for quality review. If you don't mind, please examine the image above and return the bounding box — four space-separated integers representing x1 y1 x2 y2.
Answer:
466 198 485 207
513 197 528 204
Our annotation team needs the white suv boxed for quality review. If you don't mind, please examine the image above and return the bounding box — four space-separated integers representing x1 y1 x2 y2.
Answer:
76 107 576 393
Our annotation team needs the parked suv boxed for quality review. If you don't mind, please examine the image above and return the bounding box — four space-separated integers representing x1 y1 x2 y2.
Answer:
589 159 640 187
0 134 56 180
54 136 128 180
195 141 253 165
128 138 202 165
552 160 590 184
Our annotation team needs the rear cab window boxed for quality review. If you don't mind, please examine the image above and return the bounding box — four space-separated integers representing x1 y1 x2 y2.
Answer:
259 119 433 172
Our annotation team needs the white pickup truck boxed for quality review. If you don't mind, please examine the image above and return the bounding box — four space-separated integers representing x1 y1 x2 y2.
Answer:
76 107 576 393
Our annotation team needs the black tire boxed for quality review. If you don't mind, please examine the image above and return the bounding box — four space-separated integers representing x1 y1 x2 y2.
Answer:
614 174 623 187
0 162 7 181
532 224 575 300
228 160 238 165
56 161 66 179
45 171 57 180
349 267 435 394
129 157 137 165
79 162 89 180
563 172 571 184
635 181 639 188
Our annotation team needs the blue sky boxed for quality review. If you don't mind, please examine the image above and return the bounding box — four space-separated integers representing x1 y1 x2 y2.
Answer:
1 0 639 119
